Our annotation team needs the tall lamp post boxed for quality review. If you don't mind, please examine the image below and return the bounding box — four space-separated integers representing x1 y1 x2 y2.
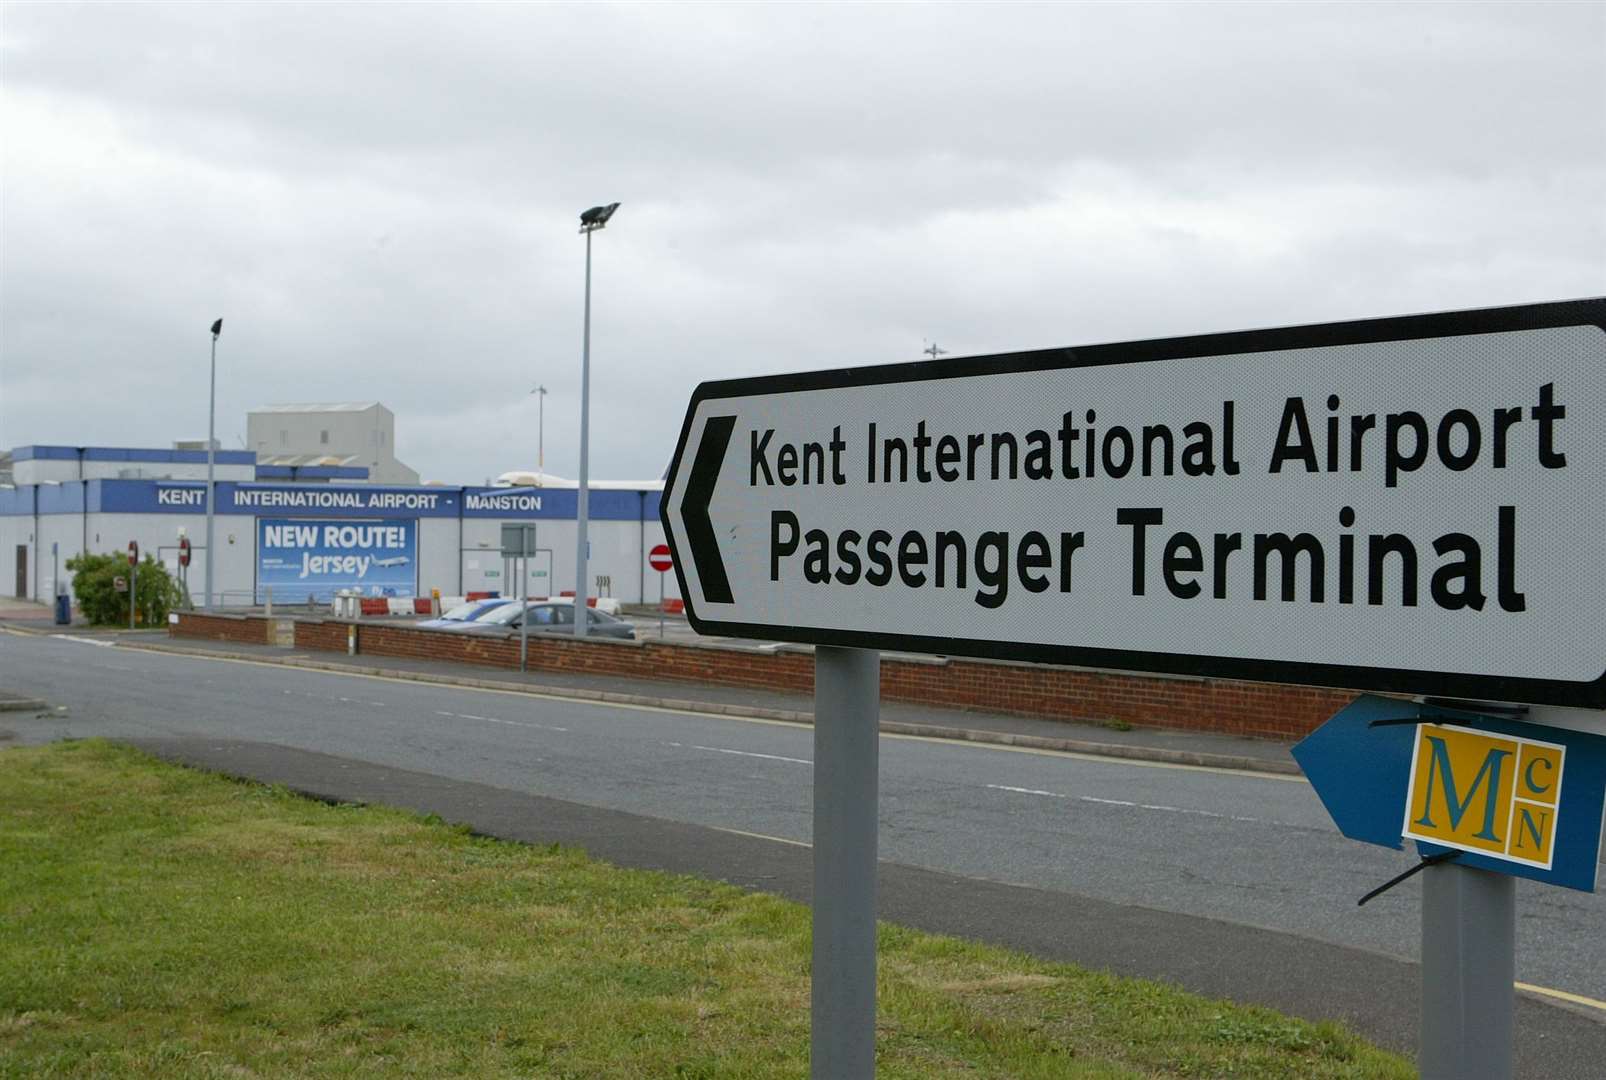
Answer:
531 384 548 478
574 201 618 638
204 318 222 610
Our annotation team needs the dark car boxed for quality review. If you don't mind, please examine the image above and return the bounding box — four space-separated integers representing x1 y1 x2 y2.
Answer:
457 600 636 640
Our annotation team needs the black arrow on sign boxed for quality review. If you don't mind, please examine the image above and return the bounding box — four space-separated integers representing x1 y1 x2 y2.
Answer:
683 415 736 604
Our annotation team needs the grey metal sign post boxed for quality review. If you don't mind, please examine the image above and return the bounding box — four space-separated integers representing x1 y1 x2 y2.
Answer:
127 542 139 630
812 646 879 1080
648 544 674 638
660 299 1606 1077
502 523 538 672
1421 864 1514 1080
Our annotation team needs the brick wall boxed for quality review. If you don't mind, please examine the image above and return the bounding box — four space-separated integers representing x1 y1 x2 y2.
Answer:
168 612 272 646
291 619 351 653
170 612 1357 740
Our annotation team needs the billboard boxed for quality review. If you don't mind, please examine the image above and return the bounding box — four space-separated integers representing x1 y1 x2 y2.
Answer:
257 518 416 603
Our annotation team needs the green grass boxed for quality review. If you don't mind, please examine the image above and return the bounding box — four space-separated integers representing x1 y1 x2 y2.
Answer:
0 740 1414 1078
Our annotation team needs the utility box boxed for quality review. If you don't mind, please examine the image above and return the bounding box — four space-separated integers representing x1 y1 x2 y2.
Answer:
54 593 71 625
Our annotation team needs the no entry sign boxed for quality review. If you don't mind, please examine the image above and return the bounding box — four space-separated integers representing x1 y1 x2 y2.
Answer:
648 544 673 573
662 299 1606 707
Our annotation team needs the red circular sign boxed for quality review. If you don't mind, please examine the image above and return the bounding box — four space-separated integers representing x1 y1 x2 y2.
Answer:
127 541 139 567
178 537 191 567
648 544 673 572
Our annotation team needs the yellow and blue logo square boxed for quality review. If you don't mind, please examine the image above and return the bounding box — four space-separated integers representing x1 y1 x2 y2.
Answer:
1403 723 1565 870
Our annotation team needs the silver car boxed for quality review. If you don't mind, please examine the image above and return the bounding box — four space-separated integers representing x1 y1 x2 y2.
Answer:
456 600 636 640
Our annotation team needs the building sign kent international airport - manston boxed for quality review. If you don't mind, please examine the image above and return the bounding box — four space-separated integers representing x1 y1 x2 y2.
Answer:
662 300 1606 707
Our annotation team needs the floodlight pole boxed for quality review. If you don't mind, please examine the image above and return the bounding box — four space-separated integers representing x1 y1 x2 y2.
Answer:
575 202 617 638
575 228 594 636
204 319 221 611
534 385 548 475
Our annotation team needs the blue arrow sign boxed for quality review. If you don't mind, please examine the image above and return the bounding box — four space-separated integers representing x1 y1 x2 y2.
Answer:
1294 696 1606 892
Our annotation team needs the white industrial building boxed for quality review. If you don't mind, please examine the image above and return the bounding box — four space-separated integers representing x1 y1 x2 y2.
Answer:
248 402 420 485
1 443 676 609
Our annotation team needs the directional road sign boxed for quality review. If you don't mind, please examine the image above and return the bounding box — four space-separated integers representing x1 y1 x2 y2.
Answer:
661 299 1606 708
1294 696 1606 891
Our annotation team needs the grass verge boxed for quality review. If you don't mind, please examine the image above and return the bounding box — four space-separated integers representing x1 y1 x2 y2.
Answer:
0 740 1413 1078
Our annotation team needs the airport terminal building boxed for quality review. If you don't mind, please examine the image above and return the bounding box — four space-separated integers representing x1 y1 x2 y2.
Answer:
0 444 675 608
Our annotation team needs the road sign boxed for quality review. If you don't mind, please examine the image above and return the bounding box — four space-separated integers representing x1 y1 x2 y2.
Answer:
127 541 139 567
1293 696 1606 891
114 576 128 593
648 543 673 573
178 536 191 567
501 523 536 559
661 299 1606 708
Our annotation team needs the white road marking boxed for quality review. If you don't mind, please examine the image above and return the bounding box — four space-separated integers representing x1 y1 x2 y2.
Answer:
52 635 115 648
987 783 1269 825
434 709 567 733
664 742 811 766
711 824 811 848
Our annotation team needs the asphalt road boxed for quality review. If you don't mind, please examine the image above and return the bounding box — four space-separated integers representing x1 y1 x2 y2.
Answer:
4 629 1604 1073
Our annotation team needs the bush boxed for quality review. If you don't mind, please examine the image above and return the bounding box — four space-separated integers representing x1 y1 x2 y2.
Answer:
66 552 182 627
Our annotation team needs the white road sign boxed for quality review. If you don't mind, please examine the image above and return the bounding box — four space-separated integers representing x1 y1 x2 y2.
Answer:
661 300 1606 707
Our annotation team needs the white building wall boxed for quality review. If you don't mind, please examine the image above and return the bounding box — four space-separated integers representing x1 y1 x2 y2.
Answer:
85 511 258 606
416 518 460 600
6 497 675 606
15 458 255 485
35 514 83 600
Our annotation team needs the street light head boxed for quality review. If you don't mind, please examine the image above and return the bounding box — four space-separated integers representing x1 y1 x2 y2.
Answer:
578 202 620 233
210 318 223 337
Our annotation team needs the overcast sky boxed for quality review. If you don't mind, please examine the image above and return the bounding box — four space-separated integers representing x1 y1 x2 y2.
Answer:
2 2 1601 485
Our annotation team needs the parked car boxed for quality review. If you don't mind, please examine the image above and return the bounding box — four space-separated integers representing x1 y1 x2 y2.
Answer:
457 600 636 640
430 599 529 632
415 598 510 630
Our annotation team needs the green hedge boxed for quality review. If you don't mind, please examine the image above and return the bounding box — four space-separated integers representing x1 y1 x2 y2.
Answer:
66 551 182 626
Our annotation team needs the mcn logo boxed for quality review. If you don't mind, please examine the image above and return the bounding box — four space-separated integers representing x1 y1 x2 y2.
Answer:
1403 723 1565 869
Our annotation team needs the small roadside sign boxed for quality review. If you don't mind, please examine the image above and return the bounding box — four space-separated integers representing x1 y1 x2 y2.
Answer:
661 299 1606 708
501 524 536 559
648 544 673 572
178 537 191 567
127 541 139 567
114 576 128 593
1293 696 1606 892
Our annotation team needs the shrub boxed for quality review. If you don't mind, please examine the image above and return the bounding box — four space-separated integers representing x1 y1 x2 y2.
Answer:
65 552 182 627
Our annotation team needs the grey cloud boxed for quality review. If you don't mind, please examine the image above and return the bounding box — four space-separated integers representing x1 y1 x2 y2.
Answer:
2 2 1601 483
